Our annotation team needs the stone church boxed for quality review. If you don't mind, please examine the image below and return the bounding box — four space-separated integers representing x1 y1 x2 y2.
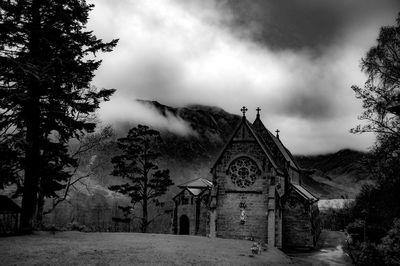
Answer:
173 107 320 248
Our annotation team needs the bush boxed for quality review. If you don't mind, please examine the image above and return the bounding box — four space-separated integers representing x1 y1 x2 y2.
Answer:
379 218 400 266
346 218 400 266
347 219 365 242
357 242 383 266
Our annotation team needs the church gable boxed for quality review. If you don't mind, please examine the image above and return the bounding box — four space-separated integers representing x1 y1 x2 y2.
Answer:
232 120 256 141
211 115 278 174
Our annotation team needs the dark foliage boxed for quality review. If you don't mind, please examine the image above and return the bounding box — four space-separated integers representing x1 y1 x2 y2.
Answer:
320 202 354 231
347 13 400 265
109 125 174 233
351 13 400 135
0 0 117 231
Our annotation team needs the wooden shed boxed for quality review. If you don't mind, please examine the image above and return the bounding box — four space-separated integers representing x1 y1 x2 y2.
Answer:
0 195 21 235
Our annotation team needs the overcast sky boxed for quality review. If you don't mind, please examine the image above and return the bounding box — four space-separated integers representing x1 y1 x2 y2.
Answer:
87 0 400 154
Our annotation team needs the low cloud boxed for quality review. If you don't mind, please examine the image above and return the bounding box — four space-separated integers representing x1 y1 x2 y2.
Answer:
99 98 196 136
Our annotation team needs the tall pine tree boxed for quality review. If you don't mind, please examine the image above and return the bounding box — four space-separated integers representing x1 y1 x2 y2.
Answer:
0 0 118 232
110 125 173 233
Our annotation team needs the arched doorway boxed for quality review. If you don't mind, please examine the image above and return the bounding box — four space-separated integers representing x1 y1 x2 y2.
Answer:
179 215 190 235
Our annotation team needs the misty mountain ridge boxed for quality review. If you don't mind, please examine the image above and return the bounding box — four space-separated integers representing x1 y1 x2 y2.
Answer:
104 100 371 199
4 100 370 229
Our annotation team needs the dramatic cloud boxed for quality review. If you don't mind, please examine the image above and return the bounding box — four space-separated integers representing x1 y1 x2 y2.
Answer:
88 0 399 154
99 98 196 136
220 0 400 51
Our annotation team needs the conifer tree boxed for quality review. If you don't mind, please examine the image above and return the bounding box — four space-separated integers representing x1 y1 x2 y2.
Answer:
0 0 118 232
110 125 173 233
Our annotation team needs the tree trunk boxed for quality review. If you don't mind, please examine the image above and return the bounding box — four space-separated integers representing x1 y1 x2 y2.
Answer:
142 198 148 233
20 0 42 233
142 179 148 233
20 91 41 232
36 189 45 228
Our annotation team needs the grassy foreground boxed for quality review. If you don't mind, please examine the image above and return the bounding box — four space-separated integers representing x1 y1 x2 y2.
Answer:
0 231 293 266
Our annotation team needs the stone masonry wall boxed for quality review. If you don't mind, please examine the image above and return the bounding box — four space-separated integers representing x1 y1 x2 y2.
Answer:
176 190 196 235
175 189 210 236
197 196 209 236
214 139 274 243
282 191 314 248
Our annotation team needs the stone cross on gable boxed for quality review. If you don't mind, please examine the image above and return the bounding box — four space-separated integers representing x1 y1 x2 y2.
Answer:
241 106 248 117
256 107 261 118
275 129 280 139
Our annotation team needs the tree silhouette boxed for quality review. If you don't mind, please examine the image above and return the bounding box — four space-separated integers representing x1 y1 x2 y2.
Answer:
351 13 400 136
347 13 400 264
110 125 173 233
0 0 118 232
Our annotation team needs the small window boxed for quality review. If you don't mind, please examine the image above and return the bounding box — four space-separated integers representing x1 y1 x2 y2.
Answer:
191 197 194 205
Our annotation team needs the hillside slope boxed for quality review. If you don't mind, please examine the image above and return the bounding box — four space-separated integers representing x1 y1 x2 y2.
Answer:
39 100 371 228
295 149 371 199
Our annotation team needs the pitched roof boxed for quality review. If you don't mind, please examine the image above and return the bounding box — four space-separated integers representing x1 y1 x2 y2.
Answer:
211 117 278 171
292 184 318 202
252 117 300 170
178 177 213 189
187 188 203 196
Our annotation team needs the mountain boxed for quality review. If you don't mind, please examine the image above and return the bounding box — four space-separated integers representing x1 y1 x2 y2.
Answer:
91 100 372 199
133 101 371 199
34 100 372 229
295 149 372 199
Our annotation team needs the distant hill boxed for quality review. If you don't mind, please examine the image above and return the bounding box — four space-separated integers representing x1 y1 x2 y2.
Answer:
89 100 372 200
140 101 372 198
26 100 371 228
295 149 372 199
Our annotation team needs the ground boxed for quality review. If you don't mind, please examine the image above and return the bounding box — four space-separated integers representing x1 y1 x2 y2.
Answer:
0 231 292 265
0 230 350 265
287 230 352 266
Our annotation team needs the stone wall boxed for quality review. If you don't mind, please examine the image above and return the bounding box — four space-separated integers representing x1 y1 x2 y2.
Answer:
197 195 209 236
214 137 274 242
282 190 314 248
175 189 197 235
175 189 210 236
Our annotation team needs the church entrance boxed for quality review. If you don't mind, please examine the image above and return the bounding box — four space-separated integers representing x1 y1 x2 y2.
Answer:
179 215 190 235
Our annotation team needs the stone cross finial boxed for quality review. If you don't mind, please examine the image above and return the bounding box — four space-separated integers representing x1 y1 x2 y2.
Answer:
241 106 248 117
275 129 280 138
256 107 261 118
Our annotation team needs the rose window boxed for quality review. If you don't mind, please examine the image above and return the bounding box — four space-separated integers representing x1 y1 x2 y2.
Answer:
228 157 258 188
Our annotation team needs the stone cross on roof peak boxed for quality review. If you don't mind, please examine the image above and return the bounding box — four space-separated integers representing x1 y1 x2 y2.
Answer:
256 107 261 119
241 106 248 117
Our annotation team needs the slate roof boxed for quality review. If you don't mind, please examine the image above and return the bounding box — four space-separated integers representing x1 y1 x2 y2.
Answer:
292 184 318 202
174 178 212 199
252 117 299 170
178 177 213 189
187 188 203 196
0 195 21 213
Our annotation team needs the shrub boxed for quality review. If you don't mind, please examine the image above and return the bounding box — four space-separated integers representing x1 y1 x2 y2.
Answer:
379 218 400 266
